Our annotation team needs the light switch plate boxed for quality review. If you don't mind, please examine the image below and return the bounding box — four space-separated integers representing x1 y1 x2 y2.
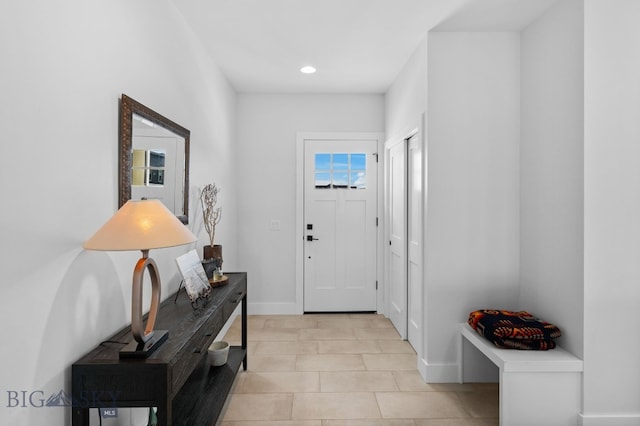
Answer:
269 219 281 231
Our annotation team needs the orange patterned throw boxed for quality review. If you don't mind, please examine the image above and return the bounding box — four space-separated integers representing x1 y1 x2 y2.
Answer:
468 309 561 350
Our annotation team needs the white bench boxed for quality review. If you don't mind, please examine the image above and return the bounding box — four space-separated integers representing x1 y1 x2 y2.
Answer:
458 323 583 426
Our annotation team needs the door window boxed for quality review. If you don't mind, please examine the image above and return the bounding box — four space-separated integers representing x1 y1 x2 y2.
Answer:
132 149 166 186
314 152 367 189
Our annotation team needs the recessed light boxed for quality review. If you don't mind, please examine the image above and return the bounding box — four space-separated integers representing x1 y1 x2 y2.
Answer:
300 65 316 74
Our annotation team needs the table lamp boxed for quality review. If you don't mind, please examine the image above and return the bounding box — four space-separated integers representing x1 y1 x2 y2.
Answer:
84 199 197 358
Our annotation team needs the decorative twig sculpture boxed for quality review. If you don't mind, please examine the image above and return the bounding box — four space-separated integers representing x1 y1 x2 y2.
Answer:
200 183 222 248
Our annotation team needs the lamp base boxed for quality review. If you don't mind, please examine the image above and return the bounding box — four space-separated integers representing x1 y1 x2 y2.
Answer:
119 330 169 359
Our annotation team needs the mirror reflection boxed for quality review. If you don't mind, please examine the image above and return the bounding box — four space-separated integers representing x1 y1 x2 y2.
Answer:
132 149 165 186
119 95 190 223
131 113 185 214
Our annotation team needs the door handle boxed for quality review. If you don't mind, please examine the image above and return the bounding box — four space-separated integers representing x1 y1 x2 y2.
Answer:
306 235 319 241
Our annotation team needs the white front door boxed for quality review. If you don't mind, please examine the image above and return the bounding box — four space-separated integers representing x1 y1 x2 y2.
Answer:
303 139 378 312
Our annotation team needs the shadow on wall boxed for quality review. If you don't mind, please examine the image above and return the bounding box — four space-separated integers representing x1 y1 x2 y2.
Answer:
32 250 126 425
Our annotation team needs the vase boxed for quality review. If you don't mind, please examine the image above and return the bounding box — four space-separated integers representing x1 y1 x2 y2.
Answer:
203 244 223 266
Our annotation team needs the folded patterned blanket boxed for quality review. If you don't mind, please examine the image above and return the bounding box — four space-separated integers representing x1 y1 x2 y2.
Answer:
468 309 561 350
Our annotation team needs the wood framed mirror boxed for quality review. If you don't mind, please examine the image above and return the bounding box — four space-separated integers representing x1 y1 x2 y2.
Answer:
119 94 190 224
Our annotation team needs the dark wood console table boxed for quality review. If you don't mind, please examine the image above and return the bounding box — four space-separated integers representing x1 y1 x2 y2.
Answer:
72 272 247 425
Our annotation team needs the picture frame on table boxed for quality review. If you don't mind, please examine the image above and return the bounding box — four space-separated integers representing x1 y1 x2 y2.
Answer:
175 249 211 306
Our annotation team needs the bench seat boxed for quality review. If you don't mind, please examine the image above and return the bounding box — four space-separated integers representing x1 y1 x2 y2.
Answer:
458 322 583 425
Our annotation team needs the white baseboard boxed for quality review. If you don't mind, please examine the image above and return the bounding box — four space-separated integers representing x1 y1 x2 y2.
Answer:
214 304 241 341
214 303 300 341
579 414 640 426
417 357 428 381
420 359 460 383
248 302 300 315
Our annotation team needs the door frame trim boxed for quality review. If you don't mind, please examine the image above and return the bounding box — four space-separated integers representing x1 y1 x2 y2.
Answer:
296 132 385 314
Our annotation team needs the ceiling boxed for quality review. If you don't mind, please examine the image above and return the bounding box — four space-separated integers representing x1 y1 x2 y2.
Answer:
171 0 558 94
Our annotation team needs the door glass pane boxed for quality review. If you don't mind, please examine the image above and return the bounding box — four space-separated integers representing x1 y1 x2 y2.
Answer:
350 171 366 189
333 153 348 170
132 149 146 186
333 172 349 188
149 150 166 167
315 153 331 171
315 153 331 188
149 169 164 185
351 153 366 170
350 153 366 189
315 172 331 189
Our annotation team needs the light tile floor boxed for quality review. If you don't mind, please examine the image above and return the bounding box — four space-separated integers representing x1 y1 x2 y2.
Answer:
218 314 498 426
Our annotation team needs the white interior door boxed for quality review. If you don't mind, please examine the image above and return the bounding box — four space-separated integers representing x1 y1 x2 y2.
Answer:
388 140 407 338
407 134 422 350
303 139 378 312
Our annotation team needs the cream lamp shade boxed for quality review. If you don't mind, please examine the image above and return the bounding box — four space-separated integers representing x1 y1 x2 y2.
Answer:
84 199 197 358
84 199 197 251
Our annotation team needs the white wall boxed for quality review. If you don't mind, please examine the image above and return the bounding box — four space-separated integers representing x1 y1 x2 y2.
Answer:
0 1 237 424
425 32 521 381
520 0 584 359
385 38 428 143
385 37 429 364
235 94 384 313
386 31 521 382
583 0 640 422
